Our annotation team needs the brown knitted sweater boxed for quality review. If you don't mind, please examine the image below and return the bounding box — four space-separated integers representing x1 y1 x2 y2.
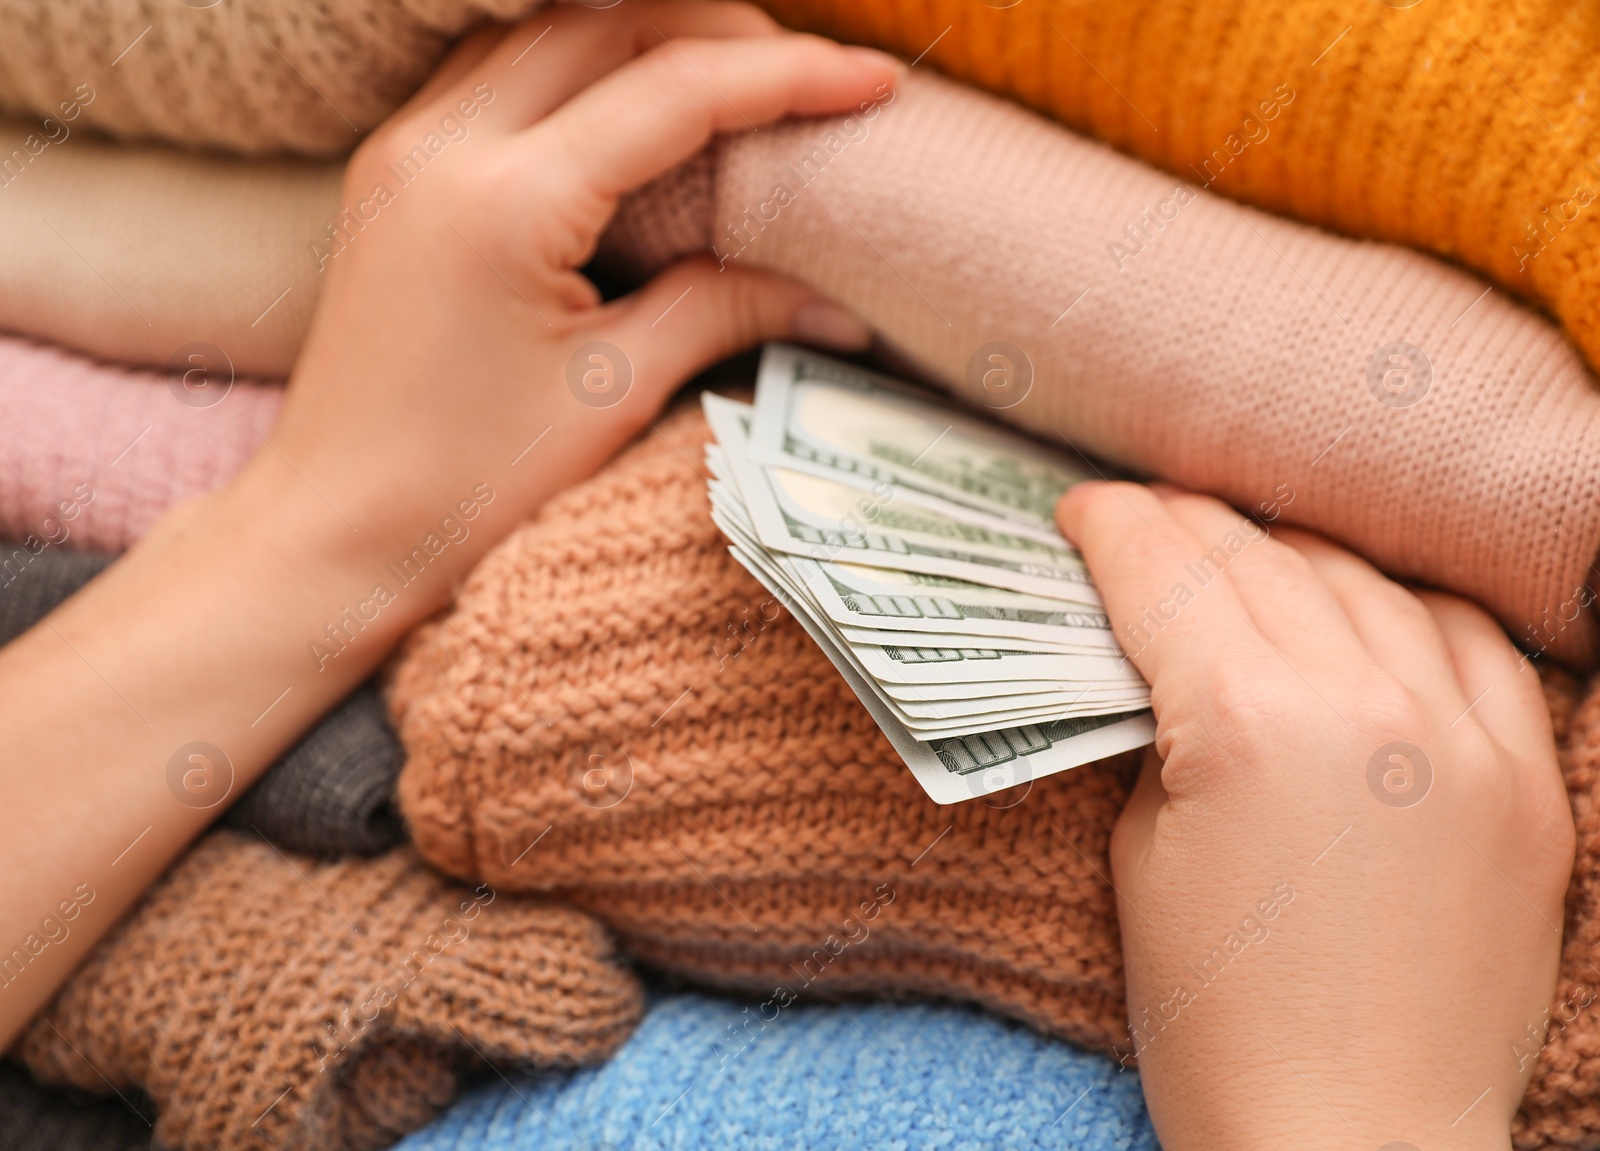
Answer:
391 400 1600 1151
15 832 643 1151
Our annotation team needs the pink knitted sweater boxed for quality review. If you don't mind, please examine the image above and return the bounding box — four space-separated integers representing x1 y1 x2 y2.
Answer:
0 336 280 554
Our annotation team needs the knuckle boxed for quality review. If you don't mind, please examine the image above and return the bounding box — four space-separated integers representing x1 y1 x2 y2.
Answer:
1261 533 1316 577
1345 667 1428 744
640 39 700 91
1204 660 1291 737
1375 580 1436 627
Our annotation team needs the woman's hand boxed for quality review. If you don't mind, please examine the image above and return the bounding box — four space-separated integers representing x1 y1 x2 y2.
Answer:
0 2 894 1049
265 0 892 612
1058 482 1575 1151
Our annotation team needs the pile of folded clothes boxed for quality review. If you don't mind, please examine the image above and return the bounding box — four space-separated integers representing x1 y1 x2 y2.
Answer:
3 2 1600 1149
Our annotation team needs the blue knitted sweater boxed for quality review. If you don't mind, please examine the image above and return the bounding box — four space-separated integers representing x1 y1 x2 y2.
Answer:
397 993 1156 1150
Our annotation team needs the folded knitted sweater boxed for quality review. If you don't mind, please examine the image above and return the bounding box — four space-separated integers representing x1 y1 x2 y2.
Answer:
3 0 1599 383
0 548 403 856
0 1062 151 1151
0 335 282 553
389 399 1600 1151
6 71 1600 662
0 0 540 157
396 993 1157 1151
758 0 1600 396
0 116 336 378
16 831 643 1151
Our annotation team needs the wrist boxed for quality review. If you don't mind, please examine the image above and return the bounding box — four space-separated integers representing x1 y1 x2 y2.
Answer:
197 449 476 634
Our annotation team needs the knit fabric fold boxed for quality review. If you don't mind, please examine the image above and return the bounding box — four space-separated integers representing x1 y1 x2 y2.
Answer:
602 72 1600 664
219 682 406 857
0 117 339 378
756 0 1600 408
0 0 545 157
0 334 282 553
0 1062 151 1151
395 994 1158 1151
388 402 1131 1053
387 399 1600 1151
17 832 643 1151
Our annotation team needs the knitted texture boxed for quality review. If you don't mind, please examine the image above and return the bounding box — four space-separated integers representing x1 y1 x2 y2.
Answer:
754 0 1600 401
3 0 1600 385
390 401 1133 1055
5 73 1599 662
18 831 643 1151
0 0 544 157
220 681 406 857
389 400 1600 1151
0 334 282 553
603 72 1600 665
0 548 112 646
0 116 339 376
395 993 1157 1151
0 1062 151 1151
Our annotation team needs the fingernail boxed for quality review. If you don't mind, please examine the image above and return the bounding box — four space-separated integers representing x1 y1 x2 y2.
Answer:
792 301 873 351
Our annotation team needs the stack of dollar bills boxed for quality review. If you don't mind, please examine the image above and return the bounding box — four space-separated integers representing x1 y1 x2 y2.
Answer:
704 344 1155 805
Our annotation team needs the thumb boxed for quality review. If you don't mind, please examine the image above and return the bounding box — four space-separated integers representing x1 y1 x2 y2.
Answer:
599 255 872 403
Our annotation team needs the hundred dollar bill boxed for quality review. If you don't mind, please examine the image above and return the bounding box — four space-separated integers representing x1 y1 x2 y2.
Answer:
708 392 1099 602
730 447 1099 602
725 535 1142 731
790 558 1117 648
712 490 1140 704
702 372 1154 804
716 500 1141 694
726 547 1152 774
730 544 1154 803
848 642 1141 689
877 678 1141 703
837 624 1106 654
890 687 1151 722
748 342 1096 535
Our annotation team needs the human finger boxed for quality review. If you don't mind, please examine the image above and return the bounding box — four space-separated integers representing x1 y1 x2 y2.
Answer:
508 33 897 214
1278 529 1467 711
1056 482 1272 689
581 256 869 413
424 1 785 136
1417 590 1558 770
1152 487 1370 674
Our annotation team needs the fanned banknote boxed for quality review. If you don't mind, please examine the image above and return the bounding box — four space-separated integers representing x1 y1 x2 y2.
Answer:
701 347 1155 805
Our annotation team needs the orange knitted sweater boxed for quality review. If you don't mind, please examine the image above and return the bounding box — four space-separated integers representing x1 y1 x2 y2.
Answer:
754 0 1600 375
391 399 1600 1151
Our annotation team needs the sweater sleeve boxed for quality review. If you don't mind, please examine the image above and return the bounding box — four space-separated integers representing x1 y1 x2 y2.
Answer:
603 71 1600 666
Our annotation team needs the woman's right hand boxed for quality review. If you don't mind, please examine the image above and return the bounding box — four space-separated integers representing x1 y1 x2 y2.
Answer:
1059 481 1574 1151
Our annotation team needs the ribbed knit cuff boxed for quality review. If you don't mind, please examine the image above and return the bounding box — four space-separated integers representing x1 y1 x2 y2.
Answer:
20 833 643 1151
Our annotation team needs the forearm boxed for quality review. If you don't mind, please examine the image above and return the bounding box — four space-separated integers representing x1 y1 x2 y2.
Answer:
0 453 442 1047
